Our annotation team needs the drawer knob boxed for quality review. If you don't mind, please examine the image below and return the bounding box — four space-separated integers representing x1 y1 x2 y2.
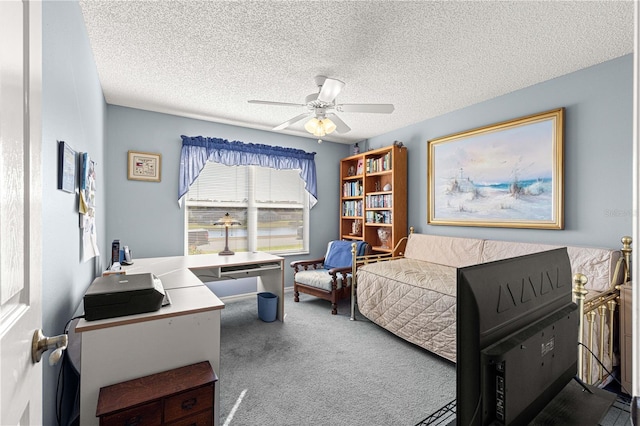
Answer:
182 397 197 410
124 415 141 426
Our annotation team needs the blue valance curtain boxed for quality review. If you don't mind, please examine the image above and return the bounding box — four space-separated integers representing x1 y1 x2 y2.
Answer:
178 135 318 208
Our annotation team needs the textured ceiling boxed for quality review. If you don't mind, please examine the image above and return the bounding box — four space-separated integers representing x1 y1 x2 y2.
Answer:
78 1 634 144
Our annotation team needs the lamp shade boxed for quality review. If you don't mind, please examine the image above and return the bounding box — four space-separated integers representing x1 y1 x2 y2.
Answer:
321 118 336 134
305 117 336 137
214 212 241 227
304 117 321 134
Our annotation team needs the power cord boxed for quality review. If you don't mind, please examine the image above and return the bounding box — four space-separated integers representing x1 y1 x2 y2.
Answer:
577 342 631 396
55 315 84 426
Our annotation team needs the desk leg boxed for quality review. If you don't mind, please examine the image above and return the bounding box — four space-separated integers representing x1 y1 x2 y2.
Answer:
256 261 284 321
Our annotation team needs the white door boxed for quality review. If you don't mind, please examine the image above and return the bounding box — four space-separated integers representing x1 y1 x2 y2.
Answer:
0 0 43 424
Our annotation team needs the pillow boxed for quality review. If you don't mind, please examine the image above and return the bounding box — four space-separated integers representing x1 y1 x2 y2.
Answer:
324 240 361 269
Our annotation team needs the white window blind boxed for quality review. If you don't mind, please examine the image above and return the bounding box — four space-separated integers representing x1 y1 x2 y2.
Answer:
185 161 308 255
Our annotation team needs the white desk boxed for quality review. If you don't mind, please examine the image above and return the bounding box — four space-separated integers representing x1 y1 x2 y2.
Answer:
122 252 285 320
75 252 284 426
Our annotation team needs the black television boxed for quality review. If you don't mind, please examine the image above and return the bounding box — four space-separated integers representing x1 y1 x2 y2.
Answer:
456 247 578 426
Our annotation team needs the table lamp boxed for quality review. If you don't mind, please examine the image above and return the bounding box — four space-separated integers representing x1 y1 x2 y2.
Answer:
213 213 241 255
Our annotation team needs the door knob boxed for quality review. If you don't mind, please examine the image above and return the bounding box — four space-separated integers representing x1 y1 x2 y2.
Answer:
31 329 68 365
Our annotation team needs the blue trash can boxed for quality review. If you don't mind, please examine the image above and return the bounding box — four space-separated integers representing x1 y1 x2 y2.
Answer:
257 292 278 322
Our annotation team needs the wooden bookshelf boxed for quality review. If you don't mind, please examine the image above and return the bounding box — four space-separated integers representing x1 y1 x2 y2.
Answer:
340 144 407 255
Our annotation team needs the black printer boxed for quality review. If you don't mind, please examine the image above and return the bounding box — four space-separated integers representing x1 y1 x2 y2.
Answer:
84 273 167 321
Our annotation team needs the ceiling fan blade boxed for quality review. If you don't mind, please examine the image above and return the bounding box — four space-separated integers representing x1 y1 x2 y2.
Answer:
273 113 310 131
249 100 305 108
337 104 395 114
328 114 351 134
317 78 345 103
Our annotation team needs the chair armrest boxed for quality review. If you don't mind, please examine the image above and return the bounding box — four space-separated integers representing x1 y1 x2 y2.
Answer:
290 257 325 272
327 266 352 276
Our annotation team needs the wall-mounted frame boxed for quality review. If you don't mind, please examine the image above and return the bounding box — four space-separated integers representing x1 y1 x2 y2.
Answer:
127 150 162 182
428 108 564 229
58 141 76 193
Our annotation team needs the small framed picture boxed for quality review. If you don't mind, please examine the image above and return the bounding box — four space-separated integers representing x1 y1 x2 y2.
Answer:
356 159 364 175
58 141 76 193
127 150 162 182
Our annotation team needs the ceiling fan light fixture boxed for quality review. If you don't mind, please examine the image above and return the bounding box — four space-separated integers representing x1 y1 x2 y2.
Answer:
304 117 336 137
250 76 394 136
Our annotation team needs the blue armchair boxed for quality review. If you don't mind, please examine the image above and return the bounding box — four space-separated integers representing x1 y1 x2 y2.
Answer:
290 240 370 315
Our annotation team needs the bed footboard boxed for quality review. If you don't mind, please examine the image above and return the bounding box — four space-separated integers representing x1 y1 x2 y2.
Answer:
573 236 631 385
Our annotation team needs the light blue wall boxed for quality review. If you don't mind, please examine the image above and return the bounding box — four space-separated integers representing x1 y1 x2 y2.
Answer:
42 1 106 424
366 54 633 250
105 106 350 284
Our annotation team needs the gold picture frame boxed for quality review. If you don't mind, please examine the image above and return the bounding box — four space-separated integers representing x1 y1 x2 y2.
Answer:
428 108 564 229
127 150 162 182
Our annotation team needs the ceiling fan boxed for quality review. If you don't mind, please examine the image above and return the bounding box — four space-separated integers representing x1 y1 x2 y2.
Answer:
248 75 394 137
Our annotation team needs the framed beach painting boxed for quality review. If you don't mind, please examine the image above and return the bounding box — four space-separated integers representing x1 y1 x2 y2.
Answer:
428 108 564 229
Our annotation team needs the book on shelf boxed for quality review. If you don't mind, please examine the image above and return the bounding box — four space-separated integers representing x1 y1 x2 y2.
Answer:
342 200 363 217
343 181 362 197
365 210 392 224
365 194 392 208
365 152 392 173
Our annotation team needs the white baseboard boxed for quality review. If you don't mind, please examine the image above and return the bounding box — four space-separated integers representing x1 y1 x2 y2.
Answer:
219 287 293 303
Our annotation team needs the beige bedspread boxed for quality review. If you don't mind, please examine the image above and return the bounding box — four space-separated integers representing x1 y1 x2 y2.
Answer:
356 233 622 378
356 258 458 362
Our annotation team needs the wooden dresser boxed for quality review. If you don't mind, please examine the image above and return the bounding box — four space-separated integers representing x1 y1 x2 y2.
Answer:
96 361 217 426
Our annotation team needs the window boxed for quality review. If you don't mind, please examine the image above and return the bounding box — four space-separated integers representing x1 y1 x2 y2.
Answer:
185 161 308 255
